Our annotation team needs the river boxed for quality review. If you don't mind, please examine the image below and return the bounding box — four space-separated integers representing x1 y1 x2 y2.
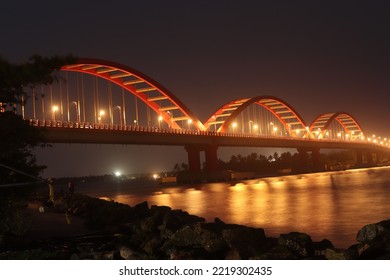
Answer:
76 166 390 249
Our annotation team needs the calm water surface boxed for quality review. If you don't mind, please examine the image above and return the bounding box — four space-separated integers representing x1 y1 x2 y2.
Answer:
79 166 390 248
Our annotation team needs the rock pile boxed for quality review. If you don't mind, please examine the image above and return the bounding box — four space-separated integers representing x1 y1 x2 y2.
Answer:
1 194 390 259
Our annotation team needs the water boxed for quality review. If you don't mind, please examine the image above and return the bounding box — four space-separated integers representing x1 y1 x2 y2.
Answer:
77 166 390 248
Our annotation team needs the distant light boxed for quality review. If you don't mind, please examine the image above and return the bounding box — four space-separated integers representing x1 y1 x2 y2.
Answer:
99 110 105 116
153 174 158 179
114 171 122 177
52 105 59 112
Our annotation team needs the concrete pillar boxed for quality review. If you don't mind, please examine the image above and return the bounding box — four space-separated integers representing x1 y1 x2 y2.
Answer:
185 144 219 173
356 150 363 165
367 151 374 165
312 148 321 167
204 145 219 172
297 147 309 166
185 145 201 172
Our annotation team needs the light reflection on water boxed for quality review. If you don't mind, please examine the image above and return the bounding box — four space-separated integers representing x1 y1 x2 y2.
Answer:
82 166 390 248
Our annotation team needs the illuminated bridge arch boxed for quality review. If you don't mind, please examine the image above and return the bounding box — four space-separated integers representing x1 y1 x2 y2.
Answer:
61 58 205 131
204 96 308 136
310 112 365 140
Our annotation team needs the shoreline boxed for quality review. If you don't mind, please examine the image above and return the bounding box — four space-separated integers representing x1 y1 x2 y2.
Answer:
1 193 390 260
73 166 390 249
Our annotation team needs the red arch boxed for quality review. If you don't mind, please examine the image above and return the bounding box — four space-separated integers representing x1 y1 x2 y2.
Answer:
61 58 205 131
204 96 308 136
310 112 365 139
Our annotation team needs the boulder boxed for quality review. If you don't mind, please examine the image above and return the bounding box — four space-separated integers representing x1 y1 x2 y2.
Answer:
225 249 242 260
119 245 138 260
353 220 390 258
356 220 390 244
325 248 352 260
159 210 205 238
221 224 267 259
255 244 299 260
312 239 334 257
168 247 212 260
162 222 227 254
141 236 164 256
278 232 313 257
133 201 150 219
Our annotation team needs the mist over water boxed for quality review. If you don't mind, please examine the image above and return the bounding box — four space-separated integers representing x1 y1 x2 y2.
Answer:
78 166 390 248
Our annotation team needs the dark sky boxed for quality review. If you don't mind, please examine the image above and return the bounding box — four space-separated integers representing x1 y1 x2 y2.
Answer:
2 1 390 177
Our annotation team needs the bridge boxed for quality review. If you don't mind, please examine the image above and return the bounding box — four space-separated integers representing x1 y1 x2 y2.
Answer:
8 58 390 174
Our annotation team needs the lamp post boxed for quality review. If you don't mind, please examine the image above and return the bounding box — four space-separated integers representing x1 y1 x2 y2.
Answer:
232 122 237 133
270 121 278 136
273 126 278 136
187 119 192 130
253 124 258 135
71 101 79 123
212 115 217 132
114 106 122 127
158 115 163 129
52 105 59 122
98 110 105 124
249 120 253 134
167 111 173 128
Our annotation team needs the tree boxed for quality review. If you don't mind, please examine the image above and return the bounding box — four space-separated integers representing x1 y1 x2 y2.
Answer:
0 54 77 235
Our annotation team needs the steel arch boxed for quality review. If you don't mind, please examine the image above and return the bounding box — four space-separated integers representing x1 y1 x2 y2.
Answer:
204 96 308 136
61 58 205 131
310 112 365 139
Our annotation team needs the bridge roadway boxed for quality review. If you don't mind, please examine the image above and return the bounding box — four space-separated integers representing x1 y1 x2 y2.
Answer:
38 124 390 173
40 125 385 151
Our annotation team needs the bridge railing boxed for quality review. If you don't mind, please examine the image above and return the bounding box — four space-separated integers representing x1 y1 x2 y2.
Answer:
28 118 389 148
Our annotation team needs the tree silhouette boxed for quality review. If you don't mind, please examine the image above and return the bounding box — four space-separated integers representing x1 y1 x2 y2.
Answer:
0 54 76 235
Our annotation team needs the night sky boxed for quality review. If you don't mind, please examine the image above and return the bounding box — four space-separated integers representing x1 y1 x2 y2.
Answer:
2 1 390 177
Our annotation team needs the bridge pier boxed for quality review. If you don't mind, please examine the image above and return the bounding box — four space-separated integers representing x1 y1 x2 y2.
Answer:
185 144 219 173
356 150 363 166
185 145 202 172
356 149 378 166
204 145 219 172
297 147 322 171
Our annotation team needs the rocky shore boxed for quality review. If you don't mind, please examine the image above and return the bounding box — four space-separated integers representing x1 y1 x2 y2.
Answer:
1 193 390 260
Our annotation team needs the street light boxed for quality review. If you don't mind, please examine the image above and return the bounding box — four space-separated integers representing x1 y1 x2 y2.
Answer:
269 122 274 135
187 118 192 130
98 110 105 124
52 105 59 122
114 106 122 127
249 120 253 134
158 115 163 128
71 101 79 123
167 111 173 128
232 122 237 133
253 124 258 135
273 126 278 135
